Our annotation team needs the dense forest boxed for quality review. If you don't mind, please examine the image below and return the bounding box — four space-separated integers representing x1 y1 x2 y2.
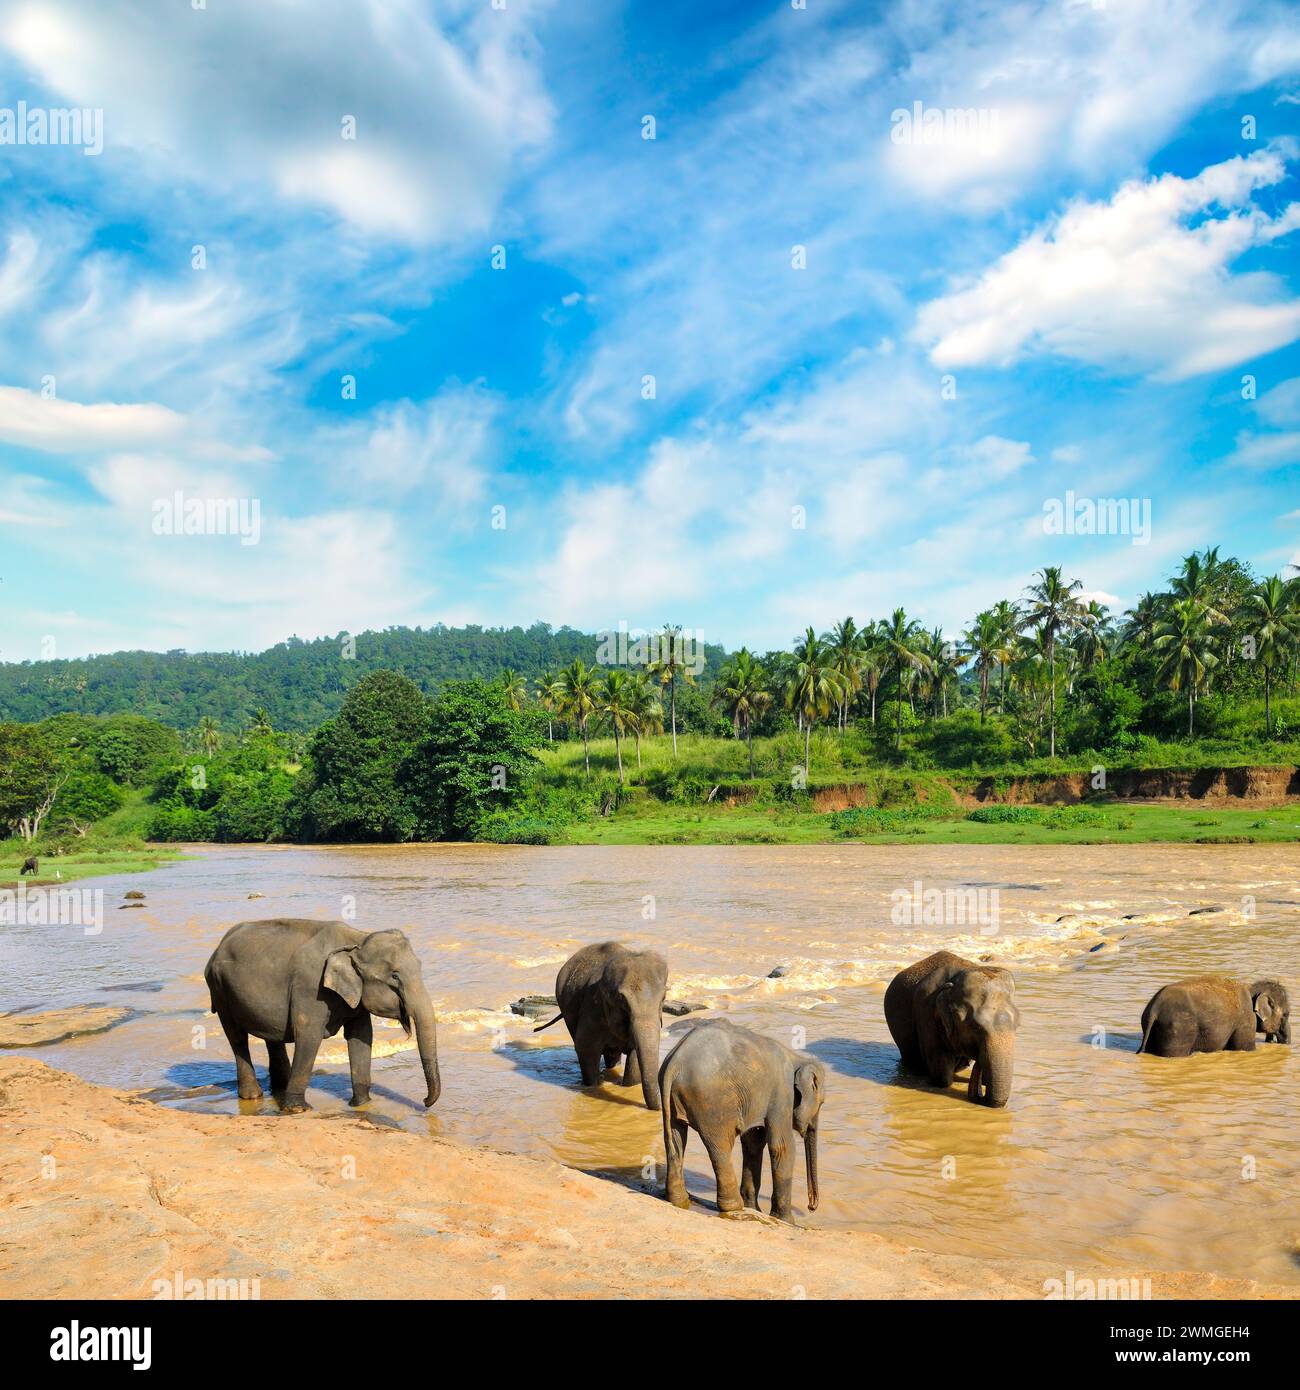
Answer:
0 622 726 732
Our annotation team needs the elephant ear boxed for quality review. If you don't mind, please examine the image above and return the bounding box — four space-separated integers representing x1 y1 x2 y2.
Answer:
793 1063 820 1131
322 948 363 1008
1254 991 1277 1029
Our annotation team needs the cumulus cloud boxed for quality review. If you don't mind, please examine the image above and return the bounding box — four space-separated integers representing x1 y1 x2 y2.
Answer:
915 148 1300 379
0 0 552 243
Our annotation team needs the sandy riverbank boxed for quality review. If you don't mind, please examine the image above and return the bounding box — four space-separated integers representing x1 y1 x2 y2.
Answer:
1 1058 1291 1301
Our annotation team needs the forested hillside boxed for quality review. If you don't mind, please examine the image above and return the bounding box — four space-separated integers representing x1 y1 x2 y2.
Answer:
0 623 727 732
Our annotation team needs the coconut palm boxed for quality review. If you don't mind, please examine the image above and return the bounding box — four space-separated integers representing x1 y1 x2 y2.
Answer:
559 658 600 776
499 668 528 712
991 599 1020 712
920 628 964 717
535 671 565 742
1121 592 1162 653
825 617 865 730
963 610 1001 724
1245 576 1299 735
1152 598 1220 736
1073 600 1111 672
712 648 772 779
626 672 662 769
248 707 273 736
1023 567 1084 757
878 607 931 750
1170 546 1229 626
784 628 843 776
197 716 220 758
598 670 635 782
648 623 696 757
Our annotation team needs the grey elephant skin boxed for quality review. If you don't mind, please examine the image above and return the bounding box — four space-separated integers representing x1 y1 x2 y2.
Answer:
659 1019 824 1222
884 949 1019 1106
204 918 441 1113
535 941 667 1109
1138 976 1290 1056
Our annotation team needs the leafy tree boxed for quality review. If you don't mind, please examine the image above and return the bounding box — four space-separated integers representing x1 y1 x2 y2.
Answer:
712 648 772 778
300 671 430 840
559 658 600 776
963 610 1000 724
1152 598 1219 735
405 680 543 839
1245 576 1298 734
498 669 528 712
626 672 662 769
878 608 931 751
784 628 843 775
1023 567 1084 756
0 723 66 841
648 623 698 757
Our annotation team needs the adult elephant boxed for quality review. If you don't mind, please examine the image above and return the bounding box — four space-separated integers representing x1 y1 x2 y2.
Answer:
659 1019 824 1222
19 856 37 876
534 941 667 1109
884 949 1019 1107
205 918 441 1113
1138 976 1290 1056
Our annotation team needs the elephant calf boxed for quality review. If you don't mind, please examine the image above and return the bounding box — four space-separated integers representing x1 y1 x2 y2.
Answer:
534 941 667 1110
658 1019 825 1222
884 950 1020 1107
205 918 442 1113
19 856 37 876
1138 976 1290 1056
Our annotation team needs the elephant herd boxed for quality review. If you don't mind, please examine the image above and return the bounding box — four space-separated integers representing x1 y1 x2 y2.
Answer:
204 920 1292 1224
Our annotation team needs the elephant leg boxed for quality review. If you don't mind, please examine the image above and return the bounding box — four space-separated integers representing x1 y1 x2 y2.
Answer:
739 1129 765 1211
345 1014 373 1106
768 1126 795 1221
701 1130 743 1215
1227 1022 1256 1052
665 1119 690 1209
573 1018 604 1087
927 1051 957 1090
622 1047 642 1088
218 1013 263 1101
266 1042 290 1094
282 1033 322 1113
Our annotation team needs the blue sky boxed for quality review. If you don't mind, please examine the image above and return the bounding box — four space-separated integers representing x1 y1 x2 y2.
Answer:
0 0 1297 661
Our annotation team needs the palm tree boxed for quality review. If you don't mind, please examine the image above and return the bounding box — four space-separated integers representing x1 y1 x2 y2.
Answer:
963 610 1001 724
712 648 772 778
626 672 662 769
535 671 565 742
1152 598 1219 736
1170 546 1229 626
1121 592 1162 653
859 622 884 724
991 599 1020 712
878 607 931 750
648 623 695 757
1023 566 1084 757
197 716 220 758
922 628 965 717
499 668 528 712
248 707 273 736
1245 576 1298 735
825 617 864 730
784 628 842 775
1073 600 1111 672
560 659 600 775
598 670 635 782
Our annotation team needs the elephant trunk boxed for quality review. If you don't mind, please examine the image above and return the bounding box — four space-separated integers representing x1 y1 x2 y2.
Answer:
977 1035 1013 1108
1279 1019 1291 1045
633 1017 662 1110
803 1125 819 1212
409 988 441 1108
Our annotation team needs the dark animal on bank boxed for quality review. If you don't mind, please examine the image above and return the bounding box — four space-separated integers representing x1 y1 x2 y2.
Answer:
659 1019 824 1222
204 919 441 1113
1138 976 1290 1056
20 856 38 876
534 941 667 1109
884 950 1020 1107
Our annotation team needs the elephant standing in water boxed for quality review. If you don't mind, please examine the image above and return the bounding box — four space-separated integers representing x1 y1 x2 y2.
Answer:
1138 976 1291 1056
205 919 442 1113
884 949 1020 1107
534 941 667 1109
659 1019 825 1222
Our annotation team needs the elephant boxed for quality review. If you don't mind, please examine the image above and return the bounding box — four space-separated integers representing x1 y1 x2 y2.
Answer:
1138 976 1291 1056
204 918 441 1113
884 949 1019 1107
19 857 37 876
534 941 667 1109
658 1019 824 1222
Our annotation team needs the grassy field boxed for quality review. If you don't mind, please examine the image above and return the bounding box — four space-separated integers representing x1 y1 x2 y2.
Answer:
0 791 188 884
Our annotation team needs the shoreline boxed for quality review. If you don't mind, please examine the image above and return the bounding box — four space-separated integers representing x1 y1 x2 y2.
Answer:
2 1057 1293 1301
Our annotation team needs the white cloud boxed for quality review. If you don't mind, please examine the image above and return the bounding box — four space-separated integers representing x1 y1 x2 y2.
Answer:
0 0 552 244
916 148 1300 379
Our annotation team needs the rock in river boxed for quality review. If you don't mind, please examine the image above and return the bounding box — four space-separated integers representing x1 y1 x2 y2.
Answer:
0 1005 132 1048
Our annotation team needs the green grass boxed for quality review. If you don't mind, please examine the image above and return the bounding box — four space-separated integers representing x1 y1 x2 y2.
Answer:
0 790 188 884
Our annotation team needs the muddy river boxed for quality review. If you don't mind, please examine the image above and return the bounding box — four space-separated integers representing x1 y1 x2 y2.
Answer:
5 843 1299 1286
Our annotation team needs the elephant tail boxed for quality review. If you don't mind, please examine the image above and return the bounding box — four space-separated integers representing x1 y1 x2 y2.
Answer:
1137 1013 1154 1055
532 1013 564 1033
659 1057 678 1170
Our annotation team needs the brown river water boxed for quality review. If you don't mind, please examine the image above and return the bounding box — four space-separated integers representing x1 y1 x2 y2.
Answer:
5 843 1299 1286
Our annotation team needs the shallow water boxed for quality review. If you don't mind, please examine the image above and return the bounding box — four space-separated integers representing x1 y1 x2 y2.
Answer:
5 843 1300 1285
